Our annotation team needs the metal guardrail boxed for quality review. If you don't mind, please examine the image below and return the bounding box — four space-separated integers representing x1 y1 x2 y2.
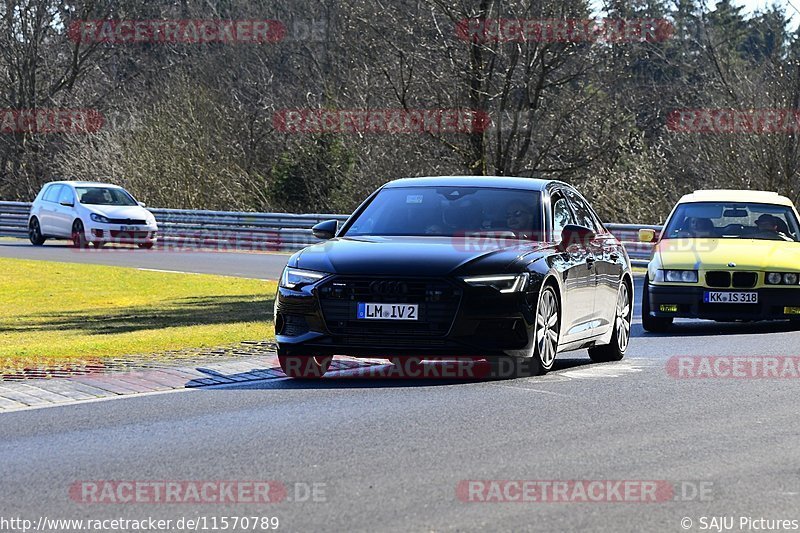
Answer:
605 223 661 266
0 201 30 239
0 201 659 263
147 208 350 251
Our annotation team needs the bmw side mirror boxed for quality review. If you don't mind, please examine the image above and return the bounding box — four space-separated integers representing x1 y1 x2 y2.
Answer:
559 224 596 250
138 201 147 208
312 220 338 240
638 228 656 243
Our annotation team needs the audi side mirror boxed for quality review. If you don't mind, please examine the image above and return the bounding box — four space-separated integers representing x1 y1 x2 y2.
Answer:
559 224 596 250
312 220 338 240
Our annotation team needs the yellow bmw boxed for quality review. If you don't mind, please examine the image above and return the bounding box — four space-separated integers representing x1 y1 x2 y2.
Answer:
640 189 800 332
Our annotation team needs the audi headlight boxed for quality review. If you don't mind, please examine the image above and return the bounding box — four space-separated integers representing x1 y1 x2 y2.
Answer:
462 273 528 293
90 213 110 224
655 270 698 283
280 267 329 289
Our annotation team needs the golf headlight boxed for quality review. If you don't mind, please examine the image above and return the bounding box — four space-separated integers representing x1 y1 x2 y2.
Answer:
280 267 329 289
766 272 800 285
462 273 528 293
655 270 698 283
90 213 110 224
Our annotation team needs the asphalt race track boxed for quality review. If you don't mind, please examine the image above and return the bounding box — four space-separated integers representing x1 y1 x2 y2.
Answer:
2 240 800 532
0 240 290 279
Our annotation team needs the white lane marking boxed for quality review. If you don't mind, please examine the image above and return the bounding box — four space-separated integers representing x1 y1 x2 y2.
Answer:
137 268 277 282
138 268 199 275
490 385 575 397
560 360 648 380
0 386 194 414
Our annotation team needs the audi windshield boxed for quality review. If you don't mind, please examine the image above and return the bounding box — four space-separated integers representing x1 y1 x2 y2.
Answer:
344 186 542 238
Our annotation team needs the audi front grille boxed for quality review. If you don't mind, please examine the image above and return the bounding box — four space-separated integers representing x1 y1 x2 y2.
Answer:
316 277 463 337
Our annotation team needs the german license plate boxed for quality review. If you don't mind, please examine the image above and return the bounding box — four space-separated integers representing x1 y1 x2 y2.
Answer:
357 302 418 320
120 225 138 232
703 291 758 304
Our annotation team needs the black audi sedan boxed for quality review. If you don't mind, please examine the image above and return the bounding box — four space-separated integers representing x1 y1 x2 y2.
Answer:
274 176 633 378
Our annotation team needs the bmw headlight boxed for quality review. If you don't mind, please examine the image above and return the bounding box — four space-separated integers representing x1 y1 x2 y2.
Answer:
280 267 329 289
90 213 111 224
766 272 800 285
462 273 528 293
655 270 698 283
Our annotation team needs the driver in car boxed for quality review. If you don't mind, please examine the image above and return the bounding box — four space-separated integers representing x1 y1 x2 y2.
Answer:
754 214 793 241
506 200 536 240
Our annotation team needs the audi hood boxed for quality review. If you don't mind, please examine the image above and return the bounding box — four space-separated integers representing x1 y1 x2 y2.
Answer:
290 236 552 277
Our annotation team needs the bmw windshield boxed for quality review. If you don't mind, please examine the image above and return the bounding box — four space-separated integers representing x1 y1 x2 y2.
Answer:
663 202 800 242
344 186 542 238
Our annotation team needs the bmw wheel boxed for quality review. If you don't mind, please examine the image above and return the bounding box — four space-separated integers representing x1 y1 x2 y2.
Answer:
642 277 673 333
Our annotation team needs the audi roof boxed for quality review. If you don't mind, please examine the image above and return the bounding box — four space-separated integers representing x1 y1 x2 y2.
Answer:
383 176 561 191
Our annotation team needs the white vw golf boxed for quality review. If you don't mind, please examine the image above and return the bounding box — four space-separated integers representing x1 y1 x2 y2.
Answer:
28 181 158 248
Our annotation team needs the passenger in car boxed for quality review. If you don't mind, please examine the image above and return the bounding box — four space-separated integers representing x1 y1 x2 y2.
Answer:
505 200 536 240
688 217 715 238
